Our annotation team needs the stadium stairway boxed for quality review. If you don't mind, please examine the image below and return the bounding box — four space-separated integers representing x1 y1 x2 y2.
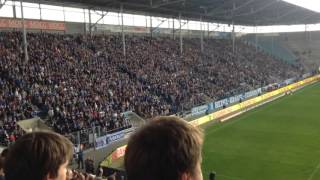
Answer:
123 111 146 127
243 35 298 65
282 38 320 71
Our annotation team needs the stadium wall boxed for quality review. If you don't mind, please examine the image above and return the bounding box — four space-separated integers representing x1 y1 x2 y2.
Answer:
66 22 86 34
189 74 320 127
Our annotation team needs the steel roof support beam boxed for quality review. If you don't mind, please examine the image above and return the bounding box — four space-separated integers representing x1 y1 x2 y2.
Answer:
205 0 233 16
172 17 175 40
256 7 302 24
12 1 16 18
179 13 183 55
0 0 6 9
207 0 256 16
62 7 66 21
149 0 153 38
17 0 320 26
232 21 235 54
199 7 210 38
208 24 220 35
20 0 29 63
207 21 210 38
120 2 205 21
173 21 187 33
276 7 301 20
121 4 126 57
297 13 318 23
151 19 166 33
150 14 153 38
39 3 42 20
232 2 235 54
233 0 277 17
83 9 86 35
151 0 185 8
200 17 204 53
254 24 258 52
90 11 108 30
89 9 92 35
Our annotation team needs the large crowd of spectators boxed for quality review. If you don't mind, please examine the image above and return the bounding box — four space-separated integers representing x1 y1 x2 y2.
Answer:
0 31 303 145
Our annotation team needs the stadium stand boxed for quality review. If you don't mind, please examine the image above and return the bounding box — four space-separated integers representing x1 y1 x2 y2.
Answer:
2 0 320 179
243 35 298 65
278 32 320 71
0 31 303 146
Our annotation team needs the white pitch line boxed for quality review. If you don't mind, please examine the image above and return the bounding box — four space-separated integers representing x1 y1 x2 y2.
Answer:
307 160 320 180
207 81 318 135
206 94 285 136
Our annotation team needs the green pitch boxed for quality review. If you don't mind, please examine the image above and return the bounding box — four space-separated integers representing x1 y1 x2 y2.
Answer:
202 82 320 180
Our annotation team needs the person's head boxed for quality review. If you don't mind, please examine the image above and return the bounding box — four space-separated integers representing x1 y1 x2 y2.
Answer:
0 157 5 176
1 148 8 158
125 116 204 180
4 131 73 180
0 148 8 176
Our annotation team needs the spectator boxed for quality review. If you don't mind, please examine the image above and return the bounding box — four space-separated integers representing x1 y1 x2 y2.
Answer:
4 131 73 180
96 165 104 178
0 148 8 180
125 116 204 180
77 144 84 169
0 157 5 180
0 31 303 146
85 157 95 174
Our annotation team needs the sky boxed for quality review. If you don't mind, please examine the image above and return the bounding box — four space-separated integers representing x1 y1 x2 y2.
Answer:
283 0 320 13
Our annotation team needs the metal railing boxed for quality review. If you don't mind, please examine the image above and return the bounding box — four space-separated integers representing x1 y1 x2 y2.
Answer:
65 125 133 150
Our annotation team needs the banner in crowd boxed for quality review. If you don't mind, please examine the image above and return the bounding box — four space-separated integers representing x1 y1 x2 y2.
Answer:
106 131 125 144
100 145 127 167
191 104 208 116
191 74 318 120
0 18 66 31
191 102 215 116
284 78 296 86
214 88 262 109
190 74 320 127
244 88 262 99
95 130 125 150
302 73 312 79
95 136 107 150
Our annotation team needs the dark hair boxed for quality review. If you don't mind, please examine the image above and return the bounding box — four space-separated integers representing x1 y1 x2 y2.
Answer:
0 148 8 171
125 116 203 180
1 148 8 158
0 157 5 170
4 131 73 180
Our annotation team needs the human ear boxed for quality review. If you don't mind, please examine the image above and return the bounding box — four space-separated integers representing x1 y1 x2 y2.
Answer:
181 172 192 180
44 173 54 180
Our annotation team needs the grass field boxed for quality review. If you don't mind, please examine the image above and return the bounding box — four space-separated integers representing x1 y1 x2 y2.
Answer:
202 82 320 180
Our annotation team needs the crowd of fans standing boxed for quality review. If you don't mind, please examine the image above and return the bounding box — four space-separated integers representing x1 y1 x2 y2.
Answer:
0 31 303 145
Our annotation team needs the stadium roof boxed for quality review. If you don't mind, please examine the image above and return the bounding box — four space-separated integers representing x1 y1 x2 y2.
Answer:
22 0 320 26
